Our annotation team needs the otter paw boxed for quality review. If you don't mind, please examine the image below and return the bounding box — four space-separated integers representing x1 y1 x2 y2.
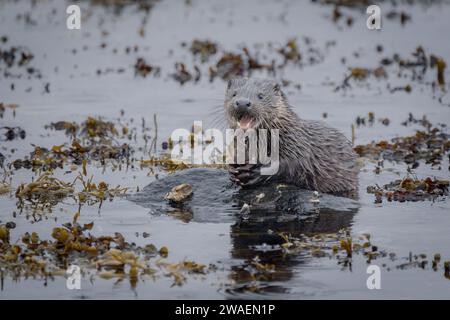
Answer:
228 164 265 187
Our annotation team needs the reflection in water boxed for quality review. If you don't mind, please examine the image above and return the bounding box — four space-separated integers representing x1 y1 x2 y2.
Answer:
227 197 357 296
129 168 360 296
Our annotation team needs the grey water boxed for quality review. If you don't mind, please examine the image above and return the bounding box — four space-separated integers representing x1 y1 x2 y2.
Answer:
1 0 450 299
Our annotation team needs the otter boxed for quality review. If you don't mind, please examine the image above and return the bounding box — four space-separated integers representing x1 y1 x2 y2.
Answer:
224 77 358 193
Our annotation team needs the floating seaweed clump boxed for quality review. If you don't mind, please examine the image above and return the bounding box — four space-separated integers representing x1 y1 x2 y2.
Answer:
0 126 26 141
0 103 18 118
189 39 218 63
354 112 390 127
354 116 449 169
140 155 226 174
140 156 190 173
228 256 277 293
277 39 301 65
12 164 128 214
12 145 68 172
90 0 160 12
0 45 41 78
335 66 387 91
11 141 132 172
171 62 200 85
0 212 211 288
134 57 160 77
47 116 124 142
13 115 135 172
15 173 75 212
386 10 411 25
81 116 118 139
387 47 446 91
45 121 79 137
209 48 275 81
177 38 326 84
277 229 365 261
0 182 11 195
209 52 245 80
430 55 446 87
335 47 446 100
367 176 449 203
74 172 128 207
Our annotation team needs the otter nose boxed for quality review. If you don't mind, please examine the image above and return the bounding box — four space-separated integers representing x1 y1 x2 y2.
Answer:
235 99 251 113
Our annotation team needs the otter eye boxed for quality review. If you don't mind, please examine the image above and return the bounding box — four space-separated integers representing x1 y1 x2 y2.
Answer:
257 93 264 100
232 91 237 97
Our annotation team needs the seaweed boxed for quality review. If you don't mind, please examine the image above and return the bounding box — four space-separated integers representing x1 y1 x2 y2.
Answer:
15 173 75 212
74 172 128 208
335 66 387 91
189 39 218 63
172 62 200 85
430 55 446 88
209 52 245 81
354 115 449 169
81 116 118 139
12 116 136 172
277 39 301 65
0 126 26 141
140 155 225 173
0 182 10 195
11 140 132 172
367 176 449 203
134 57 160 77
0 212 210 288
386 11 411 25
0 103 18 118
0 45 42 79
45 121 79 137
209 48 275 81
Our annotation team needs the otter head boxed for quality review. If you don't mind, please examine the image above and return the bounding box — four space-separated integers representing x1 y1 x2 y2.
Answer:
224 77 287 130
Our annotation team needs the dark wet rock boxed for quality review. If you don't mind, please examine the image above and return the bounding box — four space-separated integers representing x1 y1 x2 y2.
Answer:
129 168 360 223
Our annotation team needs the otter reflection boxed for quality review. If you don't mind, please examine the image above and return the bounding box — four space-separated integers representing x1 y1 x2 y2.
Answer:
129 168 359 294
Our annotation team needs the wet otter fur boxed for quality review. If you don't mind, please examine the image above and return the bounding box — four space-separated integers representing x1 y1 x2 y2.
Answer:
224 77 358 193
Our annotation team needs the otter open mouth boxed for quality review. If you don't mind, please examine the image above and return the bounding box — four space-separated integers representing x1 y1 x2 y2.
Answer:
237 114 255 130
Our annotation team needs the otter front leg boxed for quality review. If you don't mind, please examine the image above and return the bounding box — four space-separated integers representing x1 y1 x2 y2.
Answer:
228 163 270 187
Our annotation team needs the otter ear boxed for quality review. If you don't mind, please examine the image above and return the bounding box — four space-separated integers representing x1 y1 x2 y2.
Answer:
273 83 287 101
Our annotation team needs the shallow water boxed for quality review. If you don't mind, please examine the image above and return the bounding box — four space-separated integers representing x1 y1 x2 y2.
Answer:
1 0 450 299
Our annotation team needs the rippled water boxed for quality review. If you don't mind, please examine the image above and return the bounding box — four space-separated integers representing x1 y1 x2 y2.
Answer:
1 0 450 299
